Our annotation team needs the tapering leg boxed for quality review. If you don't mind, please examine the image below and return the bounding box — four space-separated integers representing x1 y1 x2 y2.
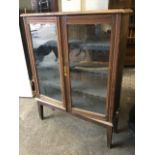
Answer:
37 102 44 120
107 126 113 148
52 107 55 111
113 111 119 133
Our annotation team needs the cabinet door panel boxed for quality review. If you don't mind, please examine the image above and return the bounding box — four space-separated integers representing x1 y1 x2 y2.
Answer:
67 24 112 114
29 23 62 101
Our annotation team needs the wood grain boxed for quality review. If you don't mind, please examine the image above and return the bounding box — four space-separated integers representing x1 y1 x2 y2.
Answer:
20 9 132 17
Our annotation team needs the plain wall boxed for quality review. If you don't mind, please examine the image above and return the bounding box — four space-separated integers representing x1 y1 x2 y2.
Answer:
18 33 32 97
19 0 32 10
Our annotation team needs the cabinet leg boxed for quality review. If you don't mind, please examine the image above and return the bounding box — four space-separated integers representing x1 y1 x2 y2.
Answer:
52 107 55 111
37 102 44 120
114 111 119 133
107 126 113 148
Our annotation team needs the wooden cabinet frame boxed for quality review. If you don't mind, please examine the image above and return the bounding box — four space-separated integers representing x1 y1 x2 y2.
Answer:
21 9 131 148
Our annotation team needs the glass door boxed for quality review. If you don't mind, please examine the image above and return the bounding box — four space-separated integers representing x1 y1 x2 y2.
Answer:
27 18 65 107
67 22 112 116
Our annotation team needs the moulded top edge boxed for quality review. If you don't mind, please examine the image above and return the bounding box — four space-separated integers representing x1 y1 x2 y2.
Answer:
20 9 132 17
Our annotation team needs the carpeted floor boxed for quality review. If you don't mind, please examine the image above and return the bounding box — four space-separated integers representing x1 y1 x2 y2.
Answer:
19 68 135 155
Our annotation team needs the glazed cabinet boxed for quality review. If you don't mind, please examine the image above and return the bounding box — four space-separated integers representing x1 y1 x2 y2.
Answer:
21 10 131 148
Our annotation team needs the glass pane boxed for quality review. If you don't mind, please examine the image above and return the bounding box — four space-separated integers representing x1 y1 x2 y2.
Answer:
30 23 62 101
68 24 111 114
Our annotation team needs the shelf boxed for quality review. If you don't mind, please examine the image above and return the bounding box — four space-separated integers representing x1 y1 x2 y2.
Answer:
71 90 107 114
39 77 108 114
39 81 62 101
72 66 108 74
70 62 108 100
69 40 110 52
70 61 109 75
80 41 110 51
38 74 107 101
41 80 61 90
71 80 107 99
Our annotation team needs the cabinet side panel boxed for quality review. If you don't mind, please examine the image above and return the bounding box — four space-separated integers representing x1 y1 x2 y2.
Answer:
108 14 129 123
107 14 121 122
114 15 130 124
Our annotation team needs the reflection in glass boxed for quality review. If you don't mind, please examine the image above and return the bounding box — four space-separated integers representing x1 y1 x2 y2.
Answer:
68 24 111 114
30 23 62 101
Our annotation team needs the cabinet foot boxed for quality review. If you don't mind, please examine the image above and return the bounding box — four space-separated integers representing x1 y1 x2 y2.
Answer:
107 126 113 148
37 102 44 120
52 107 55 111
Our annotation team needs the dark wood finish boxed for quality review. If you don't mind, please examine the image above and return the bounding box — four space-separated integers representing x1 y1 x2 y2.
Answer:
20 9 132 17
61 16 72 113
109 0 132 9
72 110 113 128
125 8 135 66
20 10 131 148
107 126 113 148
37 95 66 110
56 17 68 109
37 101 44 119
109 15 122 122
113 111 119 133
51 0 58 11
125 42 135 66
111 14 129 132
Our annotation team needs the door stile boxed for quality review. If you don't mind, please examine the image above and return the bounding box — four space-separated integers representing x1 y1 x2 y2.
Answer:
23 17 40 97
61 16 73 112
56 16 67 110
107 14 122 123
105 15 117 121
